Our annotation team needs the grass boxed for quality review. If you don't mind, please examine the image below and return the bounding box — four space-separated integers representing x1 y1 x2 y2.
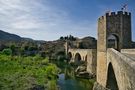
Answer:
0 54 60 90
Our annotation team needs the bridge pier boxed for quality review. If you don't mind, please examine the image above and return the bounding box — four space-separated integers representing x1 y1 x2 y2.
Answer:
93 82 109 90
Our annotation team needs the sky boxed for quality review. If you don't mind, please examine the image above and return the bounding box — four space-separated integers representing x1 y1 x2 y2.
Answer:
0 0 135 41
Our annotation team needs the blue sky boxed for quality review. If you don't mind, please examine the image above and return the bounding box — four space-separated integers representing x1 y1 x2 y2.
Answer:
0 0 135 41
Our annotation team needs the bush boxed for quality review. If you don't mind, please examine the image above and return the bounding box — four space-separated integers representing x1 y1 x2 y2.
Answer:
2 48 12 55
33 55 43 61
0 54 59 90
42 58 49 65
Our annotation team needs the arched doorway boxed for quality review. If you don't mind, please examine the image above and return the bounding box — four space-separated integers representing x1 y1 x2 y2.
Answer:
106 63 118 90
75 53 81 64
68 52 72 61
107 34 119 50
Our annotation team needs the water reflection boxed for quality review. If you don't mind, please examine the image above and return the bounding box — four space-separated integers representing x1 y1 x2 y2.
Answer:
57 66 93 90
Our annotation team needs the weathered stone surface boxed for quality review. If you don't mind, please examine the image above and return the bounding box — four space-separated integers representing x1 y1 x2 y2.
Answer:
107 48 135 90
75 71 94 79
75 65 86 73
87 49 97 75
93 82 110 90
68 49 91 62
121 49 135 54
96 11 134 90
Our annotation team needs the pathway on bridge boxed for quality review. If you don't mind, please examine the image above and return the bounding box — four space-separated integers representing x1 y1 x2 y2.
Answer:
122 53 135 61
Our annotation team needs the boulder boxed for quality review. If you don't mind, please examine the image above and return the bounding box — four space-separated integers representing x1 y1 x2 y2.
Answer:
75 65 86 73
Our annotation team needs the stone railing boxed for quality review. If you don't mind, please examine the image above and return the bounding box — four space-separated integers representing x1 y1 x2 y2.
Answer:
121 49 135 54
107 48 135 90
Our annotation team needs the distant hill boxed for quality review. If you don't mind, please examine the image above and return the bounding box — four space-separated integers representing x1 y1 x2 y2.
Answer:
0 30 97 59
0 30 33 41
71 36 97 49
0 30 22 41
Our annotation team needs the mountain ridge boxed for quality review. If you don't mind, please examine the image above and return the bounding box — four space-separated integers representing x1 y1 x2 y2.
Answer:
0 30 33 41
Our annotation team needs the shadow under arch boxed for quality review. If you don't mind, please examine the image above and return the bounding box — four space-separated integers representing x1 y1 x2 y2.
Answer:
85 55 87 62
75 53 81 63
68 52 72 61
106 63 119 90
107 34 119 51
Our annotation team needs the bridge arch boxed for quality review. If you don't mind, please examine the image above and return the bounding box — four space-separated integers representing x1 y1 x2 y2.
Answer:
68 52 72 61
74 53 82 63
107 34 119 50
106 63 118 90
85 55 87 62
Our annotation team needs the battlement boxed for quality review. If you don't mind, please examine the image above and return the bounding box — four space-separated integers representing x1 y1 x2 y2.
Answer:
98 11 131 20
106 11 131 16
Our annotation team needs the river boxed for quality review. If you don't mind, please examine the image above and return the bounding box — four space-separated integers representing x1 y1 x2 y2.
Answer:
52 60 95 90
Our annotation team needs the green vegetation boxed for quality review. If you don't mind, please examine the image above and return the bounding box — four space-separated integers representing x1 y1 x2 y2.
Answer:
2 48 12 56
59 35 76 41
0 34 97 90
0 53 60 90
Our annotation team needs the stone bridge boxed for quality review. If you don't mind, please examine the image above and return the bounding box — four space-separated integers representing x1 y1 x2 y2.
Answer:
67 48 135 90
102 48 135 90
65 11 135 90
68 49 97 75
95 11 135 90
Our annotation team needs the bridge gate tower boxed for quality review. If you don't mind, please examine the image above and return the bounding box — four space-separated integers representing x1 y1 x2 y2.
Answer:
97 11 132 87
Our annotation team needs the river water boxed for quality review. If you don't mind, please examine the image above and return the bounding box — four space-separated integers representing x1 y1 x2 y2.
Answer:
55 61 94 90
57 73 93 90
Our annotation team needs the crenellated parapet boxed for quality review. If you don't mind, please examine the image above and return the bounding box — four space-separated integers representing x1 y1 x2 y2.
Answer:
98 11 131 21
106 11 131 16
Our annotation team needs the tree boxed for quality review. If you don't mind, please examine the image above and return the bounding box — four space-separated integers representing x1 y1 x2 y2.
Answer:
10 44 16 55
60 36 64 40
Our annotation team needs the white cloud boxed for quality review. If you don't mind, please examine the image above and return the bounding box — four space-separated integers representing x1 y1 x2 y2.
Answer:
11 20 39 29
0 0 97 40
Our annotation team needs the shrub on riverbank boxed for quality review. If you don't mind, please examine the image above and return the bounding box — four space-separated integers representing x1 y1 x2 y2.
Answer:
0 54 59 90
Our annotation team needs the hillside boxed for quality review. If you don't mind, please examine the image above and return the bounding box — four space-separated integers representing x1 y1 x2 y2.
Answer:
0 30 22 41
0 30 97 59
68 36 97 49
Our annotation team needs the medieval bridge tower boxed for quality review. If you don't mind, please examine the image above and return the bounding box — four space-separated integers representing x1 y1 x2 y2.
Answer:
97 11 132 87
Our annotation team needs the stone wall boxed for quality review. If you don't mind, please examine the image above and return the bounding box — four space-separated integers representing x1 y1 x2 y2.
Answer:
106 11 132 49
97 14 108 86
121 49 135 54
87 49 97 75
68 49 97 75
96 11 132 88
68 49 90 62
107 48 135 90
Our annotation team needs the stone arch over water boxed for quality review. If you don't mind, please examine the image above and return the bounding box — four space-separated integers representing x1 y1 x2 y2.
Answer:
106 63 118 90
68 52 72 61
75 53 82 63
